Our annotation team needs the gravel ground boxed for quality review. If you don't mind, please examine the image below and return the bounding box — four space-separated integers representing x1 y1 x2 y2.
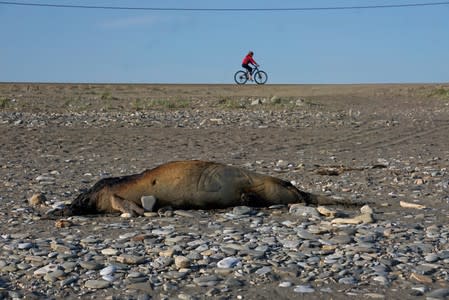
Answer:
1 83 449 300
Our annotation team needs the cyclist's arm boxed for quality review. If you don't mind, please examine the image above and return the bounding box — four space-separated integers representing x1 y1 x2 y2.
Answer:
250 57 259 67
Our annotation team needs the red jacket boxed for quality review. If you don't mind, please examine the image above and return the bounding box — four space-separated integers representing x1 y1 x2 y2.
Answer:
242 54 256 65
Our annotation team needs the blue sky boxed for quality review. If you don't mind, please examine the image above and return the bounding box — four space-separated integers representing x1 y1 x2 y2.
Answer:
1 0 448 84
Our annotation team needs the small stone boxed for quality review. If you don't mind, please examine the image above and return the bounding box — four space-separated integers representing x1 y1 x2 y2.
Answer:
100 265 117 276
255 266 272 276
294 285 315 293
217 257 240 269
174 210 197 218
364 293 385 299
61 276 79 287
34 264 59 276
102 275 115 282
289 204 320 218
279 281 293 288
426 288 449 299
101 248 119 256
18 242 33 250
339 276 357 285
372 275 389 285
127 282 153 293
411 286 429 295
414 263 439 275
159 248 175 257
425 253 439 263
79 261 102 270
251 99 262 106
84 280 110 289
297 229 318 240
193 275 221 287
232 206 254 215
356 213 375 224
117 254 145 265
174 256 191 269
44 269 65 282
360 205 374 214
35 175 55 182
141 196 156 211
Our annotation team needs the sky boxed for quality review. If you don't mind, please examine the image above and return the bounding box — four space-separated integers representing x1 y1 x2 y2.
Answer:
1 0 448 84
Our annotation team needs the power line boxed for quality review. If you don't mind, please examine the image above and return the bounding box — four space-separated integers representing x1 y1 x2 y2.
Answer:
0 1 449 11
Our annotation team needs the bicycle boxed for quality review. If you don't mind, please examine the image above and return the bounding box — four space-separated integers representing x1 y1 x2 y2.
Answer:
234 66 268 85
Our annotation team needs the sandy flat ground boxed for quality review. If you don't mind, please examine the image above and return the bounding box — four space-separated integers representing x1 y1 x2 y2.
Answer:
1 83 449 299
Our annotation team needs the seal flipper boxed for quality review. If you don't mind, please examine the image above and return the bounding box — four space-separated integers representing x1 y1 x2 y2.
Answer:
110 194 144 216
304 193 368 206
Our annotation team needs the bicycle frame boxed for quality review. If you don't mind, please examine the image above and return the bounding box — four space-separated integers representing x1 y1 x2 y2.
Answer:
247 65 259 75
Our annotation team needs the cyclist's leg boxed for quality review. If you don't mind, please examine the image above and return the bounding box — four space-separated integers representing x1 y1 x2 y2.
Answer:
242 64 253 80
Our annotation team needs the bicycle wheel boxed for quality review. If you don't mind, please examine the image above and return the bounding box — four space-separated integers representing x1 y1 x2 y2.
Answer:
234 70 248 85
254 70 268 85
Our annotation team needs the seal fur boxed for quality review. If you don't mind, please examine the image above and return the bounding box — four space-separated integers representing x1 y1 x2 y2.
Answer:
53 160 359 217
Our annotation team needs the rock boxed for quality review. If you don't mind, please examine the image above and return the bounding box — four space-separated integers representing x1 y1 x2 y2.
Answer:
126 282 153 293
35 175 55 182
364 293 385 299
174 210 197 218
159 248 175 257
217 257 240 269
141 196 156 211
426 288 449 299
193 275 221 287
360 205 374 214
100 265 117 276
44 269 65 282
294 285 315 293
232 206 254 216
116 255 145 265
289 204 320 218
34 264 59 276
79 261 102 270
255 266 272 276
425 253 439 263
355 213 375 224
251 99 262 106
101 248 119 256
174 256 191 269
279 281 293 287
84 280 110 289
18 242 33 250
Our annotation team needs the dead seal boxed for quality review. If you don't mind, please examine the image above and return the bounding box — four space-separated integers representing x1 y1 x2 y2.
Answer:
49 160 360 217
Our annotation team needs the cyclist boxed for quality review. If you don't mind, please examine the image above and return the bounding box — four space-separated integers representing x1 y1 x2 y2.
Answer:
241 51 259 81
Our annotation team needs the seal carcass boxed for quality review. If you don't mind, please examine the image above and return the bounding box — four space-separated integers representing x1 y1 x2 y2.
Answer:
56 160 354 216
